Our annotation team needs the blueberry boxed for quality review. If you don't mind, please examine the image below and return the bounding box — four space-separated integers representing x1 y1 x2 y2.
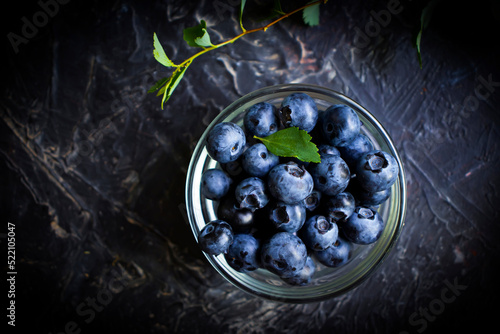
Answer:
281 256 316 286
241 143 279 177
324 192 355 222
318 144 341 157
260 232 308 278
234 177 270 211
301 189 322 212
198 220 234 256
267 162 314 204
342 207 384 245
308 154 351 196
314 236 352 268
299 215 339 251
354 150 399 192
224 234 261 272
267 201 307 233
200 169 233 200
217 196 255 233
279 93 318 133
347 178 391 207
244 102 279 138
206 122 246 163
338 133 374 168
220 159 245 181
320 104 361 147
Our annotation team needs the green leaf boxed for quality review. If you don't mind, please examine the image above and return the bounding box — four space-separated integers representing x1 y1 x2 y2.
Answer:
153 33 176 67
256 0 284 22
302 1 320 26
159 64 190 109
239 0 247 31
415 30 423 68
183 20 214 48
274 0 284 15
415 0 441 68
148 77 169 94
255 127 321 163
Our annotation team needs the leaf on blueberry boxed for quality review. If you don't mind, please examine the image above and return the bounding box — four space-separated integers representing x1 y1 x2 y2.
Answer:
255 127 321 163
183 20 214 48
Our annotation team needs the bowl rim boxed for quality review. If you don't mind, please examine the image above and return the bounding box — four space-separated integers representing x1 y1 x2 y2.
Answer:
185 83 407 303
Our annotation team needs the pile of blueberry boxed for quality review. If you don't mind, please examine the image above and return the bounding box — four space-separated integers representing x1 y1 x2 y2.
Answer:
197 92 399 286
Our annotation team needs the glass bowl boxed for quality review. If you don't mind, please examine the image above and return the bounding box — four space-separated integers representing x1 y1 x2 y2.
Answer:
185 84 406 303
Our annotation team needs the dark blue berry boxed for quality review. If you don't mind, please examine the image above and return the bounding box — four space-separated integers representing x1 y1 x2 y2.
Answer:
267 201 306 233
314 236 352 268
324 192 355 222
320 104 361 147
206 122 246 163
347 178 391 207
354 150 399 192
267 162 314 204
198 220 234 256
260 232 308 278
308 154 351 196
279 93 318 133
241 143 279 177
301 189 322 212
234 177 270 211
244 102 279 138
200 169 233 200
217 196 255 233
342 207 384 245
224 234 261 272
338 133 374 168
299 215 339 251
281 256 316 286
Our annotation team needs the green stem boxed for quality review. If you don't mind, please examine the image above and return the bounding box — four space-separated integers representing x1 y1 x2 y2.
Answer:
178 0 325 67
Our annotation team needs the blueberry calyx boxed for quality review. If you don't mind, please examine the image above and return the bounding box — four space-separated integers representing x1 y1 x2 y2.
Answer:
241 194 259 208
272 206 290 224
285 163 306 178
204 225 215 234
357 207 375 219
331 211 346 220
315 217 332 235
305 196 317 207
365 152 388 172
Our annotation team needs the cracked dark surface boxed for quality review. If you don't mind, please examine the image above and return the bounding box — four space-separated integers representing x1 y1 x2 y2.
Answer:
1 0 500 333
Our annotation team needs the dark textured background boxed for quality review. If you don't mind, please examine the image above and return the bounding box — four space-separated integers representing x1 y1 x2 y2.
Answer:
2 0 500 333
